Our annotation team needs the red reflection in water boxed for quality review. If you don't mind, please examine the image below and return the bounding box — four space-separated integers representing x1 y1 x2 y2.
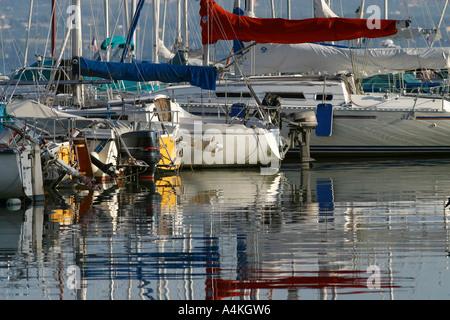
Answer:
205 268 399 300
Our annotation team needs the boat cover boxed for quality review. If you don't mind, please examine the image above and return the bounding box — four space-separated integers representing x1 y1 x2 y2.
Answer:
239 42 450 76
74 57 217 90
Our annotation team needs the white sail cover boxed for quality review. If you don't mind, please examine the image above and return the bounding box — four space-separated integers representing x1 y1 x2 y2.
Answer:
239 43 450 76
233 0 446 76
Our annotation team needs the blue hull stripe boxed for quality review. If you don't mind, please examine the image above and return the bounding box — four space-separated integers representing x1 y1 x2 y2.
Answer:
333 115 377 119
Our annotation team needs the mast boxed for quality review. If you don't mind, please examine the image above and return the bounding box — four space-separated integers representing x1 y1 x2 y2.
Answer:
357 0 365 19
246 0 255 72
104 0 110 61
131 0 137 47
51 0 56 57
287 0 291 19
71 0 83 107
161 0 167 43
153 0 160 63
71 0 82 61
384 0 388 19
202 0 211 66
245 0 254 16
123 0 130 36
234 0 240 10
184 0 188 52
176 0 182 48
121 0 145 63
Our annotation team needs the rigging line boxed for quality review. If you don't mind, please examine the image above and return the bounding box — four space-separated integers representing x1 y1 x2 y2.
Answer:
1 16 24 68
216 41 257 65
187 3 202 50
400 0 417 46
42 0 53 59
23 0 34 68
0 15 6 75
348 37 373 93
399 0 424 70
437 0 450 40
98 1 133 98
223 45 268 120
108 0 126 50
137 2 151 60
120 0 146 63
422 0 441 48
423 0 436 30
208 0 247 54
362 39 373 76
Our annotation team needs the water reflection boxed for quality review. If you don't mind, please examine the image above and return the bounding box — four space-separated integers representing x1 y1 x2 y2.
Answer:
1 159 450 300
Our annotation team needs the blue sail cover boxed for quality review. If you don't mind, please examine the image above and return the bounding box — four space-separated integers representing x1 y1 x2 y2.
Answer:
75 57 217 90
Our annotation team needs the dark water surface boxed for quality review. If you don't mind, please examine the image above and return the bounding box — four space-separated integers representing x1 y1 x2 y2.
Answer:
1 158 450 300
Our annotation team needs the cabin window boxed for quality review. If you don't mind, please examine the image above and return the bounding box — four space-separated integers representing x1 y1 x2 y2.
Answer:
270 92 306 100
315 93 333 101
216 92 252 98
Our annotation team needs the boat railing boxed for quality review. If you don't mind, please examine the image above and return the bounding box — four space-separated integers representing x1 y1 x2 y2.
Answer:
362 78 450 98
3 115 93 144
0 117 42 149
185 100 260 117
0 65 113 105
184 99 282 127
0 65 70 102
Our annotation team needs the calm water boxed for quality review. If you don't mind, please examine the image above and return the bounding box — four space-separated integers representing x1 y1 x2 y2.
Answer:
1 158 450 300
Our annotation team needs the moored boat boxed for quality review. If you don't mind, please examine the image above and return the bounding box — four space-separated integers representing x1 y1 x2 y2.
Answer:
149 0 450 158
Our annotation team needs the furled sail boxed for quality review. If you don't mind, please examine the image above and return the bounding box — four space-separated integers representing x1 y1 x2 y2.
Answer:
200 0 406 45
239 42 450 76
73 57 217 90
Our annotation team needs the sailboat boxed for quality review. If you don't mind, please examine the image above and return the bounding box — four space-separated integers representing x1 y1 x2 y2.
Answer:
0 110 105 202
58 0 287 172
150 0 450 157
0 0 181 183
59 81 285 171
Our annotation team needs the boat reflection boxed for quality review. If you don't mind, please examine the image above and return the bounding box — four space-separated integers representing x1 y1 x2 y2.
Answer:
0 204 44 255
2 159 449 299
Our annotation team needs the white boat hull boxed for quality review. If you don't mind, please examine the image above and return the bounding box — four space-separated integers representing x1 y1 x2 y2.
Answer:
88 95 286 170
306 107 450 155
146 96 284 169
174 121 282 168
0 148 27 199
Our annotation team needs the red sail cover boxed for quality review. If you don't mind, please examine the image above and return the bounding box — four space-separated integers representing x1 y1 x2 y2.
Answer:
200 0 399 45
